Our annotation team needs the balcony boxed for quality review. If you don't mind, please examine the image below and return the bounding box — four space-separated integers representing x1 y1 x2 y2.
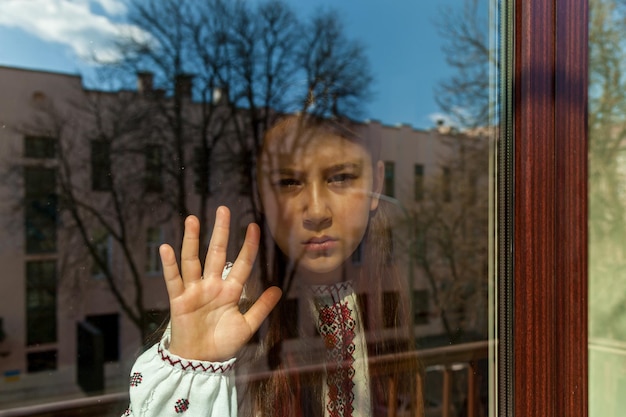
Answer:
0 341 489 417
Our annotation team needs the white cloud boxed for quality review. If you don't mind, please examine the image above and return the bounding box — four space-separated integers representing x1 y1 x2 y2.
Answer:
92 0 128 16
0 0 147 64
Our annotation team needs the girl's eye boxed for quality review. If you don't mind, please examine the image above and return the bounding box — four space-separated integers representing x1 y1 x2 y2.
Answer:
275 178 301 188
328 173 357 185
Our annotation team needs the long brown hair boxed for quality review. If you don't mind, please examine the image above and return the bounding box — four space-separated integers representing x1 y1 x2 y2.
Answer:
237 115 423 416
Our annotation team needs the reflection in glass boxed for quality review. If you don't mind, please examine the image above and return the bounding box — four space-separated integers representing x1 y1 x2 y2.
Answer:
589 0 626 415
0 0 497 415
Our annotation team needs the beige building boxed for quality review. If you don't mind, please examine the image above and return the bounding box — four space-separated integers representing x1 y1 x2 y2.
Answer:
0 66 488 408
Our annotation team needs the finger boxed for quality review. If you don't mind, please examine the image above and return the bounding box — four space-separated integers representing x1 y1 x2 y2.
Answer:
204 206 230 279
243 286 282 333
160 244 185 299
181 215 203 285
227 222 260 286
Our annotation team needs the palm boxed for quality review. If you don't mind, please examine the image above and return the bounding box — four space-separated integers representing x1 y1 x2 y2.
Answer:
160 208 281 362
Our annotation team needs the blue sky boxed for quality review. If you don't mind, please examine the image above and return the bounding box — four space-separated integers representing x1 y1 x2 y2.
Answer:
0 0 469 129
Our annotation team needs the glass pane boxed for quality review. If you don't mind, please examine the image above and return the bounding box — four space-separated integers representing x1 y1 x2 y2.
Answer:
589 0 626 415
24 135 57 159
0 0 501 415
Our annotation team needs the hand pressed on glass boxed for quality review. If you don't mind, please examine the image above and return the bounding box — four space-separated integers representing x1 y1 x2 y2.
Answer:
159 206 282 362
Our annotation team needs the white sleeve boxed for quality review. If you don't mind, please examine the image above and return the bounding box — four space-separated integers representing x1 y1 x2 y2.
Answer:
122 331 238 417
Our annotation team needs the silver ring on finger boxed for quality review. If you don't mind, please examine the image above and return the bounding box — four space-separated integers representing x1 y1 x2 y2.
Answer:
221 262 234 280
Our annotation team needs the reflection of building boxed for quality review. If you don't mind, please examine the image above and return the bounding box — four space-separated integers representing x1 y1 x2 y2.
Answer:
0 66 488 407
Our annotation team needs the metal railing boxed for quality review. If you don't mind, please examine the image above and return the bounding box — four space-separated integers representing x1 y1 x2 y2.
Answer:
0 341 490 417
0 392 128 417
369 340 490 417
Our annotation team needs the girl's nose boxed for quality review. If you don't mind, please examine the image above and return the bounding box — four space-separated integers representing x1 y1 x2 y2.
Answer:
302 183 331 230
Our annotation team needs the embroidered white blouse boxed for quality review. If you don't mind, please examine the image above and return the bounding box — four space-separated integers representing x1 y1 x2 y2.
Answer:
123 282 370 417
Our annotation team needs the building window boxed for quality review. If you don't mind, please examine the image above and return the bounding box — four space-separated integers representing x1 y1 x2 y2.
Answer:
283 298 299 339
146 227 163 274
86 314 119 362
412 289 430 325
26 260 57 345
144 145 163 193
351 242 364 265
193 147 210 195
384 227 394 265
91 140 112 191
414 227 427 262
24 166 57 254
414 164 424 201
146 309 169 335
24 135 57 159
382 291 400 328
442 166 451 202
466 172 477 205
27 350 57 373
31 91 47 103
91 229 112 278
238 150 253 195
384 161 395 197
357 293 369 330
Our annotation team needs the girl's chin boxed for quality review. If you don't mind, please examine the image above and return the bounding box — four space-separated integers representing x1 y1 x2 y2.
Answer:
297 260 346 285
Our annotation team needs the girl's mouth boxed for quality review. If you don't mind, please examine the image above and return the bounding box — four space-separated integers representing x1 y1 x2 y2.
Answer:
302 236 338 251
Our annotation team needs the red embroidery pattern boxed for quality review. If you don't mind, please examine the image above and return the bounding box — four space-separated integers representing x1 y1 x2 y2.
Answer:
174 398 190 413
158 344 234 373
311 282 352 296
129 372 143 387
318 301 356 417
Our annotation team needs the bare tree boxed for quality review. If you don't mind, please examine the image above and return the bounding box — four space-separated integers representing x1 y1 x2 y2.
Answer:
406 133 490 342
10 86 169 342
100 0 373 244
588 0 626 340
187 0 374 282
102 0 237 243
2 0 375 342
408 0 492 342
298 8 374 118
434 0 492 129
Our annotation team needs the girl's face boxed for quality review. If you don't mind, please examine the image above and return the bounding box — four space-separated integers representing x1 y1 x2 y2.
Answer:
259 128 383 285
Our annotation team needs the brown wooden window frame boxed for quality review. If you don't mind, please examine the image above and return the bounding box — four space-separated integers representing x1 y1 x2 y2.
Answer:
508 0 588 415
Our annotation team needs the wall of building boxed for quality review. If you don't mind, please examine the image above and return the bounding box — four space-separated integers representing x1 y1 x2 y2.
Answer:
0 66 487 407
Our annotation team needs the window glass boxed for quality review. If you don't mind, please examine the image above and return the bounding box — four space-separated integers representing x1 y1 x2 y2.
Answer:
144 145 164 193
27 350 57 374
24 135 57 159
24 166 57 254
26 260 57 346
91 139 112 191
86 314 120 362
145 227 163 275
0 0 500 415
414 164 425 202
91 229 112 278
384 161 396 198
589 0 626 415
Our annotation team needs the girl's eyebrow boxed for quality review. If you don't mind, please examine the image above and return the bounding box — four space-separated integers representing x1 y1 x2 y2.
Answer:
323 161 363 175
268 161 364 176
269 167 301 176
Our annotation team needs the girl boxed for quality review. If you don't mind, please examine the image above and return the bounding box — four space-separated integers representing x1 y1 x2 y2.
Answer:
123 115 422 416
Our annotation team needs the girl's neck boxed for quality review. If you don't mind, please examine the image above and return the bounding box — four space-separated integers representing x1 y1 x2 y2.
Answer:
296 263 349 287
